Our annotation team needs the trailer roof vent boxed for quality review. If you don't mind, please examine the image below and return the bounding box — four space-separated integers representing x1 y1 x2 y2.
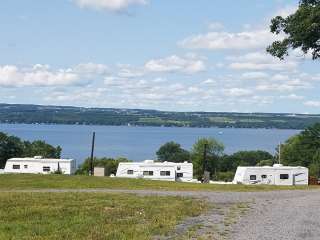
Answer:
273 164 283 167
144 160 154 164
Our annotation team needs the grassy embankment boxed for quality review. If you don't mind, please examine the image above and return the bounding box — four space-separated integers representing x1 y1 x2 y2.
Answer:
0 174 316 191
0 192 207 240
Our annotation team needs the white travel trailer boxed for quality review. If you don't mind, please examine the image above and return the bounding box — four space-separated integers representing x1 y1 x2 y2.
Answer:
116 160 193 182
4 156 76 175
233 164 309 186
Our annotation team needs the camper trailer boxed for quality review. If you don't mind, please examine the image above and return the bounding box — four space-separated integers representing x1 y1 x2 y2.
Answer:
233 164 308 186
4 156 76 175
116 160 193 182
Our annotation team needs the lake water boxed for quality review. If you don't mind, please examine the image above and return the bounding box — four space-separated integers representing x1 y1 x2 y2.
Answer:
0 124 300 164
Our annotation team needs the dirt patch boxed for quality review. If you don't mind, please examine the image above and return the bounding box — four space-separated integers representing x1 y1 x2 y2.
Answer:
154 202 251 240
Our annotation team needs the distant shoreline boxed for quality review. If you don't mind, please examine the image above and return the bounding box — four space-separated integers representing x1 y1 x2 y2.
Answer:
0 103 318 130
0 122 303 131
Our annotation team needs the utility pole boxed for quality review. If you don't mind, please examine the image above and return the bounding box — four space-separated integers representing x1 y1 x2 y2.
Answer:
203 143 210 183
203 143 207 172
90 132 96 176
279 142 281 165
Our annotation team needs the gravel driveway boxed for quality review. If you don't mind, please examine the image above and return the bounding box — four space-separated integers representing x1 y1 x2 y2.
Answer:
2 189 320 239
230 190 320 240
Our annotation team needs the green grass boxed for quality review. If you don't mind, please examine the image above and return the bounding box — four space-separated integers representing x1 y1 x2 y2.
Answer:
137 117 190 126
209 117 236 123
0 192 207 240
238 119 265 123
0 174 316 192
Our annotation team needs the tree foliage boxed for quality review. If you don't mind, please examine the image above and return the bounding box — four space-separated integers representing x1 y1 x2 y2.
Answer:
215 171 235 182
0 132 61 168
156 141 190 163
23 141 61 159
267 0 320 60
280 123 320 177
218 150 274 173
0 133 24 168
256 159 275 167
191 138 225 180
76 157 131 175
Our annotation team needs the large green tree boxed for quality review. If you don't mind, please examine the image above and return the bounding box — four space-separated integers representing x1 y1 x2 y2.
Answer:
219 150 274 172
267 0 320 60
280 123 320 177
156 141 190 163
23 141 61 159
191 138 224 179
0 133 25 168
0 132 62 168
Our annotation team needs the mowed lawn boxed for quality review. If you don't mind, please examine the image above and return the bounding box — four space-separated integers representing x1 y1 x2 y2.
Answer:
0 192 207 240
0 174 315 191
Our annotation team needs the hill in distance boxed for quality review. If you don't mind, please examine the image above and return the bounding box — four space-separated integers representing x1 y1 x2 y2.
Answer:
0 103 319 130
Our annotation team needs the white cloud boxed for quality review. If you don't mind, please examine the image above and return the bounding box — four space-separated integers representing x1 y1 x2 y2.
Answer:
271 74 290 81
179 5 298 53
73 0 147 11
279 94 304 100
274 5 298 18
215 63 225 68
228 52 298 71
74 63 109 75
103 75 207 108
144 55 206 74
208 22 224 30
254 71 318 93
179 29 281 50
152 77 167 83
0 63 113 88
222 88 253 97
304 101 320 107
256 80 311 92
0 65 81 87
117 64 145 78
201 78 217 85
241 71 269 80
44 88 107 103
104 76 131 87
114 55 206 77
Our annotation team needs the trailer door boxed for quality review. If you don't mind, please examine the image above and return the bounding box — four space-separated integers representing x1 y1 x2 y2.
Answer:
267 174 275 185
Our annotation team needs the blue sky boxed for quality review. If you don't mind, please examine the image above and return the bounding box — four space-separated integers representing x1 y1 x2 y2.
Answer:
1 0 319 113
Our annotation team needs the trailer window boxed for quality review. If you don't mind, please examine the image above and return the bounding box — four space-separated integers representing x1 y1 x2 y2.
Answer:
127 170 133 175
160 171 170 176
12 165 20 169
250 175 256 180
177 173 183 178
43 166 51 172
24 165 28 169
177 166 181 170
143 171 153 176
280 174 289 180
261 175 267 179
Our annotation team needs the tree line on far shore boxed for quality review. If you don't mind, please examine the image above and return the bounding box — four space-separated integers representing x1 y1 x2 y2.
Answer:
1 122 320 180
